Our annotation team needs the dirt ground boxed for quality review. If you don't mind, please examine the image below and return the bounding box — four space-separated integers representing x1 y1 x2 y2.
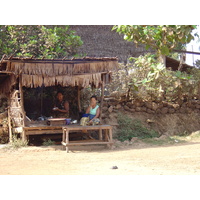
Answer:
1 136 200 175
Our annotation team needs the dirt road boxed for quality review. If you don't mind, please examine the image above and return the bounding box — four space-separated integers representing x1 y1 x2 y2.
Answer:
1 139 200 175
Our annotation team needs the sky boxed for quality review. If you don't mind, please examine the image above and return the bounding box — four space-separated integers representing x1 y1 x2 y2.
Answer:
186 26 200 66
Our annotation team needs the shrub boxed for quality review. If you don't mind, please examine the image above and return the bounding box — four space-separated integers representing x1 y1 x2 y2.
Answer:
107 53 199 103
10 134 28 149
42 138 55 146
116 113 159 142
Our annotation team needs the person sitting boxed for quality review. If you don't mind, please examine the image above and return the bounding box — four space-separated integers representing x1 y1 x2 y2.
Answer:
52 92 69 118
82 95 100 124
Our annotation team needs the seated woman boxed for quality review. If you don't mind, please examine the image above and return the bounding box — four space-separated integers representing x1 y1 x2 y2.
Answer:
82 95 100 124
52 92 69 118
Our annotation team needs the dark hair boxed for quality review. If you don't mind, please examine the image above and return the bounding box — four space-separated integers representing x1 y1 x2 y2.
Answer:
90 95 97 100
56 92 63 96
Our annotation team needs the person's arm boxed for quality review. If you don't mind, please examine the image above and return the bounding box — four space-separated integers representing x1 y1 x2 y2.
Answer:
52 100 58 111
85 105 91 114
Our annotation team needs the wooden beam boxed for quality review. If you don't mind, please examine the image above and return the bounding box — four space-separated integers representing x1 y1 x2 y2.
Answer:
62 140 113 145
173 49 200 55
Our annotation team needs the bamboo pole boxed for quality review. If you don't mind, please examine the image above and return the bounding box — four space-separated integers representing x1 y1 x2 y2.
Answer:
19 74 26 141
19 74 25 115
77 86 81 113
100 75 105 121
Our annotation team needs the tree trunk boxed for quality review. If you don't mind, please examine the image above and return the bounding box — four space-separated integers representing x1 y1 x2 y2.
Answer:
178 53 186 71
158 54 166 67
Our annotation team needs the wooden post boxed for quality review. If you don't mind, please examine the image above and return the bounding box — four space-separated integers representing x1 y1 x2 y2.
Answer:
100 75 105 121
19 74 25 115
105 129 108 141
62 128 66 143
19 74 26 141
109 127 113 149
7 107 12 143
77 86 81 113
65 129 69 153
99 128 102 140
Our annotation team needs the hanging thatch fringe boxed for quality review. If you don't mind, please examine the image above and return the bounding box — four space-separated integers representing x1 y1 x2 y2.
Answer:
73 61 116 74
22 74 33 87
7 61 117 76
44 76 56 87
3 57 118 89
62 75 72 86
20 72 107 88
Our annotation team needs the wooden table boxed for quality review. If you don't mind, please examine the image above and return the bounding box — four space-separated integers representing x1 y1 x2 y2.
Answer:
61 125 113 152
47 118 66 126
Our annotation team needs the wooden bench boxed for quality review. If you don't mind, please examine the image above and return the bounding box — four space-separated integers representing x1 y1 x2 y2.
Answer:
61 125 113 152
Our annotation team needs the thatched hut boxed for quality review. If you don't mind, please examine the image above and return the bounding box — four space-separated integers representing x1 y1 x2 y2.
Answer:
0 55 118 141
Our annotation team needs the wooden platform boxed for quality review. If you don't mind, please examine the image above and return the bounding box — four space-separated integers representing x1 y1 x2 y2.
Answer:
62 125 113 152
22 124 113 153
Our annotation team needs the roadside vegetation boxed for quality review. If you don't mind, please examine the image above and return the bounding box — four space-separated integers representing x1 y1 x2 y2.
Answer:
116 112 159 142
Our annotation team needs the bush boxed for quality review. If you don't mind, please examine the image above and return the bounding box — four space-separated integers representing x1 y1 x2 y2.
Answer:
42 138 55 146
10 134 28 149
107 53 200 103
116 113 159 142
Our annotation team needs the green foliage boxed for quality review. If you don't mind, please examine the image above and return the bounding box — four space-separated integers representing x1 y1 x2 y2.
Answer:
42 138 55 146
116 113 159 142
0 25 83 58
113 25 198 60
127 54 198 102
107 53 200 102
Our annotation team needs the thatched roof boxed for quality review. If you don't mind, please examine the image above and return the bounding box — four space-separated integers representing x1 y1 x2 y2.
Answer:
0 56 118 91
69 25 152 63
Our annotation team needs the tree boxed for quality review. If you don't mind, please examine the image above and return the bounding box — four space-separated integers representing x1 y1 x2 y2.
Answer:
112 25 198 66
0 25 83 58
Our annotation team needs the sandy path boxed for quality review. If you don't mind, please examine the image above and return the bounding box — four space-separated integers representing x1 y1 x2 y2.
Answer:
1 141 200 175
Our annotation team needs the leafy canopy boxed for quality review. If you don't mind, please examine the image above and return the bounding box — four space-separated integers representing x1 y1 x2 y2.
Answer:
0 25 83 58
112 25 198 56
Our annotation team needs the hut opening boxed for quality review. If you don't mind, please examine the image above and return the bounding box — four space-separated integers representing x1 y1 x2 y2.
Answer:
23 85 81 120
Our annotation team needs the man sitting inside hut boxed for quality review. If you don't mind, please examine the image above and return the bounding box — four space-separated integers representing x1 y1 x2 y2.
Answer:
52 92 69 118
